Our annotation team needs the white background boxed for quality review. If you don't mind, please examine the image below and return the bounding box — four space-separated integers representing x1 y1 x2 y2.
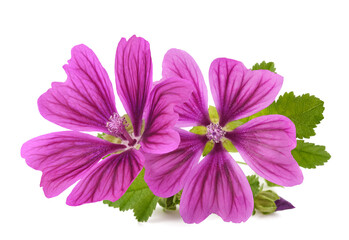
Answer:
1 0 348 239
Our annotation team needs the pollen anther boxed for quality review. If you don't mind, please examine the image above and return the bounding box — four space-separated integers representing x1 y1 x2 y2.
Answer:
206 123 226 143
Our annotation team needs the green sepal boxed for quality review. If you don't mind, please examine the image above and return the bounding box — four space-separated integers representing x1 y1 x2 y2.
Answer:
223 120 244 131
103 169 159 222
252 61 276 73
122 114 134 133
97 133 105 139
292 140 331 169
158 190 182 211
208 105 219 124
189 126 207 135
202 140 214 156
254 190 280 215
222 138 238 153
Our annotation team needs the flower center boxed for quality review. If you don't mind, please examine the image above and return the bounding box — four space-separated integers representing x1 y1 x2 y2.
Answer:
206 123 226 143
106 113 137 146
106 113 127 135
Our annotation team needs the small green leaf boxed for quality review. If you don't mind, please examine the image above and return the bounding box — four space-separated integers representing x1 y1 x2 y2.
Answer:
254 190 280 214
202 140 214 156
222 138 238 153
103 169 159 222
247 175 261 198
223 120 244 131
265 179 283 188
252 61 276 73
208 105 219 124
292 140 331 169
189 126 207 135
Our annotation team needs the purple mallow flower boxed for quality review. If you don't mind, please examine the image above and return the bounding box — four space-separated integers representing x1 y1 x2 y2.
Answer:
143 49 303 223
21 36 192 206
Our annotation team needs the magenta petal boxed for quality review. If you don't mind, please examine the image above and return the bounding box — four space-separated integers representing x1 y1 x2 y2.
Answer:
226 115 303 186
21 131 125 198
66 149 143 206
143 129 207 198
38 45 117 133
180 144 254 223
163 49 210 126
115 36 152 136
141 78 193 154
209 58 283 126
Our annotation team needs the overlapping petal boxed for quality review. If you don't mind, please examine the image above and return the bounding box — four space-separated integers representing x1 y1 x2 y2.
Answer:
67 149 144 206
38 45 117 133
20 131 125 198
180 144 254 224
209 58 283 126
144 129 207 198
115 36 152 136
141 77 193 154
226 115 303 186
163 49 210 126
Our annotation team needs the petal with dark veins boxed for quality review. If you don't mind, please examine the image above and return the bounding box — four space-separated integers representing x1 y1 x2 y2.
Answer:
38 45 117 133
180 144 254 223
21 131 125 198
67 149 143 206
226 115 303 186
141 77 193 154
163 49 210 126
144 129 207 198
115 36 152 136
209 58 283 126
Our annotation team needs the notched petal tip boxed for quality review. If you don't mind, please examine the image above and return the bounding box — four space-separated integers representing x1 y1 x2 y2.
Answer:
38 44 117 133
209 58 283 125
180 145 254 223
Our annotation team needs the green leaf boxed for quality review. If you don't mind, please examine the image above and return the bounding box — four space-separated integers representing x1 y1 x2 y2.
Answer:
189 126 207 135
265 179 283 188
247 175 261 198
274 92 324 139
202 140 214 157
239 92 324 139
222 138 238 153
291 140 331 169
103 169 159 222
252 61 276 73
208 105 219 124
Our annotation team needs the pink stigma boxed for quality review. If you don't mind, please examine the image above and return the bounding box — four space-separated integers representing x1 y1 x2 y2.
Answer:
106 113 127 135
206 123 225 143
